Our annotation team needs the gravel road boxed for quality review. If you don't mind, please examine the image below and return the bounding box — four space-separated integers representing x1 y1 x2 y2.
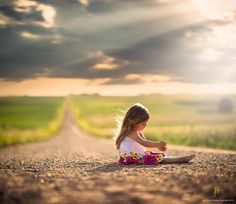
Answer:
0 106 235 204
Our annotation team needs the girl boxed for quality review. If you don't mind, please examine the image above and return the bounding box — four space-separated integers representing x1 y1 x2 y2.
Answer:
115 103 196 165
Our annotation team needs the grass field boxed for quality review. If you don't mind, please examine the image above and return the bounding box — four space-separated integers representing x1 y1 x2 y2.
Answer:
71 94 236 150
0 96 65 146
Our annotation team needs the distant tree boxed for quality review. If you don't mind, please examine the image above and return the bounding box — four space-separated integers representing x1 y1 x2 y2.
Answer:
218 97 234 113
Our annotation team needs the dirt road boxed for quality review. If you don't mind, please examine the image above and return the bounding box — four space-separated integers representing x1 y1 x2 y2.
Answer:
0 106 235 204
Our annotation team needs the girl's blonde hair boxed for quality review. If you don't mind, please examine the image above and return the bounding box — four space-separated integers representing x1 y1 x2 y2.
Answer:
113 103 150 149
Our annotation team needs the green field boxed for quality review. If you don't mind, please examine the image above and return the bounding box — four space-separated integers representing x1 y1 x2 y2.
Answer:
0 96 65 146
1 95 235 150
71 94 236 150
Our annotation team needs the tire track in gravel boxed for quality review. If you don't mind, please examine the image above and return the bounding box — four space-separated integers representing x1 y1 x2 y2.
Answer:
0 104 235 204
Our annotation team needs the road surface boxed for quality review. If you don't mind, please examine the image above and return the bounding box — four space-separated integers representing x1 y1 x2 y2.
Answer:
0 106 235 204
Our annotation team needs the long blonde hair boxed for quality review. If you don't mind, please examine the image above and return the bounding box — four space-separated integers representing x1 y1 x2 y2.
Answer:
114 103 150 149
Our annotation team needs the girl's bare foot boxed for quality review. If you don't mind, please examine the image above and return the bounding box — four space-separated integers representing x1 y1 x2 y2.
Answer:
161 153 196 164
181 153 196 163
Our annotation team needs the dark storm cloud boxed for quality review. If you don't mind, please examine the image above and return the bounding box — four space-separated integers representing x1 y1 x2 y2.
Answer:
0 0 95 81
0 0 235 84
0 5 44 22
86 0 159 14
0 25 96 81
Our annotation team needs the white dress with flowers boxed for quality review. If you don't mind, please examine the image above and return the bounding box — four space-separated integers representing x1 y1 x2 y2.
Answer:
119 136 146 155
118 136 167 165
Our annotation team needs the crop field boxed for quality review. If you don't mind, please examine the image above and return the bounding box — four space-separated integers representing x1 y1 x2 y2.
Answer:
71 94 236 150
0 96 65 146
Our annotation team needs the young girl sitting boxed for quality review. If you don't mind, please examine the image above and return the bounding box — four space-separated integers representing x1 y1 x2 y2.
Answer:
115 103 196 165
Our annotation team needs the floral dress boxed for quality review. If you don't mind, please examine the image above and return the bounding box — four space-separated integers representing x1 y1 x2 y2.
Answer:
118 151 167 165
118 136 167 165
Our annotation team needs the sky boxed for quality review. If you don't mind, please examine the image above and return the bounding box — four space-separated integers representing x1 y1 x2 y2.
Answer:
0 0 236 96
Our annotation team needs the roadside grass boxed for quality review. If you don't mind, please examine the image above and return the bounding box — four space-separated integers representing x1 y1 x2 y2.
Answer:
0 97 65 146
71 94 236 150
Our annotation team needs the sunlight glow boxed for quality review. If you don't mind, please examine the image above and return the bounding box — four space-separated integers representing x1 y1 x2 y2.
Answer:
192 0 236 21
20 31 41 39
92 56 118 70
0 77 236 96
198 48 222 61
90 51 129 70
79 0 89 7
37 4 56 28
14 0 56 28
14 0 37 7
0 13 12 27
125 74 172 83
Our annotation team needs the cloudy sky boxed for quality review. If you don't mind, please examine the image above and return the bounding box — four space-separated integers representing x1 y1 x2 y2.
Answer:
0 0 236 96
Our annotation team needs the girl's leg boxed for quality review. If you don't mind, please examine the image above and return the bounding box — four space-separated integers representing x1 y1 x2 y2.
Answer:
160 153 196 164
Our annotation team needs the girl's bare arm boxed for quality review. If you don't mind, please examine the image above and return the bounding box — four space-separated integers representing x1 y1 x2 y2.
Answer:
138 131 158 150
130 133 167 150
138 130 147 140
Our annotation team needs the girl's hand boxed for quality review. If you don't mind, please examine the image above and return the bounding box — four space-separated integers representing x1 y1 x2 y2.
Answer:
157 140 167 151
